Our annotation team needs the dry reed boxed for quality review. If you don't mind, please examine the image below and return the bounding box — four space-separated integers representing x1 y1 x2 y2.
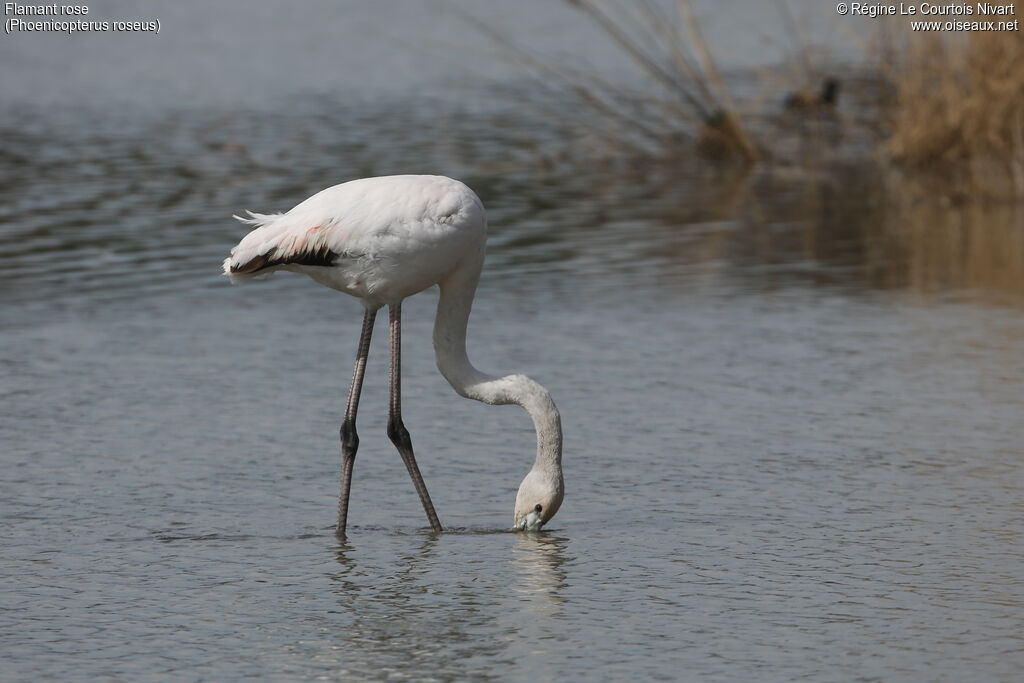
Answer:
885 30 1024 198
495 1 1024 199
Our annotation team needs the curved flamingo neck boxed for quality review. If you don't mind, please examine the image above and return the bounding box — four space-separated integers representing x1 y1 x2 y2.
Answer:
432 265 563 473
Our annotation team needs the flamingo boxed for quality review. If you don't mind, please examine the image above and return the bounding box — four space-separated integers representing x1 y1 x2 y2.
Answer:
223 175 563 537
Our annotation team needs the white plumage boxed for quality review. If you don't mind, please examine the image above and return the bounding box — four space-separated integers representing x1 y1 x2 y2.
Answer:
223 175 486 305
224 175 563 536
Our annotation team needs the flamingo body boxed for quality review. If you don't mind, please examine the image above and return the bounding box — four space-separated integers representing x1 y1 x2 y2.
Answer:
224 175 563 536
224 175 486 306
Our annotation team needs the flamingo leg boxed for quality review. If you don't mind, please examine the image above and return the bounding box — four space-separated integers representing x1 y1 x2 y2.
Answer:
387 302 443 532
336 307 377 538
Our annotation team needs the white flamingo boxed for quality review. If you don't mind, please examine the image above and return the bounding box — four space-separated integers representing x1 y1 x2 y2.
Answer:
223 175 563 536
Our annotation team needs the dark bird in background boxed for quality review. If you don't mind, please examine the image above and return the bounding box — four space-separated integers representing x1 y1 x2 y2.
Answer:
785 78 840 112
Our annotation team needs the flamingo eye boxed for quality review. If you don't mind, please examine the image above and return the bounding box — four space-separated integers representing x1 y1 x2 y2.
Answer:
534 504 543 513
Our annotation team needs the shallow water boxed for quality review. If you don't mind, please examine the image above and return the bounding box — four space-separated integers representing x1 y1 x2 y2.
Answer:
3 2 1024 681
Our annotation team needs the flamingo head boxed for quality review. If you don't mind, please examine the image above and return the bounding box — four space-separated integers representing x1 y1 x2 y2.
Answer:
513 467 563 531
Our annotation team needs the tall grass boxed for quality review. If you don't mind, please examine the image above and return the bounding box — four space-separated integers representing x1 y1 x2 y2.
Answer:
886 30 1024 198
491 1 1024 199
564 0 761 163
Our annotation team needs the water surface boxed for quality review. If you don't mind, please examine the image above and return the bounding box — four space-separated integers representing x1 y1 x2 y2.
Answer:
3 2 1024 681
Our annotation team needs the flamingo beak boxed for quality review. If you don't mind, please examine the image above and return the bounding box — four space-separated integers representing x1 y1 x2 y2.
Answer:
515 509 544 532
